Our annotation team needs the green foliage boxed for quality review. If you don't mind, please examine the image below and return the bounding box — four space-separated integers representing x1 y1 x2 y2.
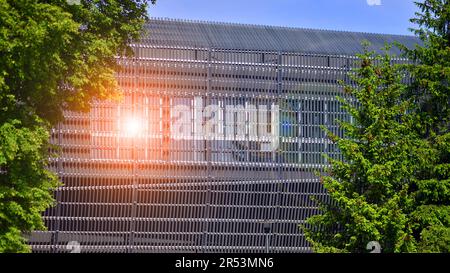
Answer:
303 46 425 253
305 0 450 253
400 0 450 135
0 119 60 253
0 0 155 252
397 0 450 253
418 225 450 252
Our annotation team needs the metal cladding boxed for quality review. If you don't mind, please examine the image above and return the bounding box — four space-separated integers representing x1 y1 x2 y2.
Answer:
142 18 420 55
28 18 420 253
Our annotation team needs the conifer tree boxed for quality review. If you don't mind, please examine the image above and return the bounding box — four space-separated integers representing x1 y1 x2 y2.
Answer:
303 46 428 253
398 0 450 252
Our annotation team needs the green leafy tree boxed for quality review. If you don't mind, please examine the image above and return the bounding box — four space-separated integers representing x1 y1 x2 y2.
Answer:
303 46 429 253
0 0 155 252
398 0 450 253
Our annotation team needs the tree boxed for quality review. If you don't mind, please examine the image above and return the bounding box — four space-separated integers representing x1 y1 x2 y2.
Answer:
303 46 429 253
0 0 155 252
398 0 450 252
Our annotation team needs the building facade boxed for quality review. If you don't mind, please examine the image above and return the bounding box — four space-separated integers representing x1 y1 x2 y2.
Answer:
28 19 419 253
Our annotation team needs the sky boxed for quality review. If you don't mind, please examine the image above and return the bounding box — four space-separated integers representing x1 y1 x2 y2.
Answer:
149 0 419 36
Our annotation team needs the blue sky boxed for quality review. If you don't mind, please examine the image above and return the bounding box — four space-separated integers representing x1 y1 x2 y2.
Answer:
149 0 419 36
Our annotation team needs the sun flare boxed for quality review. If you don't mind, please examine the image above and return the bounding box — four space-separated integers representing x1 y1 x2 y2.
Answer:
124 117 141 137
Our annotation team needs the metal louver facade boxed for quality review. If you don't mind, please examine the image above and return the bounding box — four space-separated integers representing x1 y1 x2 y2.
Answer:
28 18 420 253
